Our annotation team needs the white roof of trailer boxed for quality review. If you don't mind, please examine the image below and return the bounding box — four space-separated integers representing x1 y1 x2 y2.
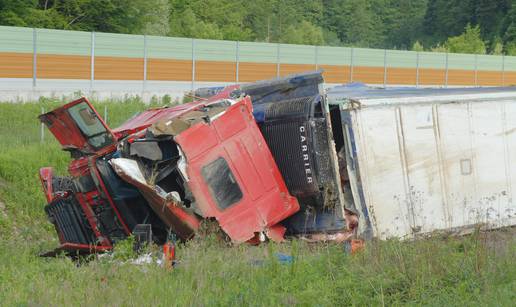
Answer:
326 84 516 107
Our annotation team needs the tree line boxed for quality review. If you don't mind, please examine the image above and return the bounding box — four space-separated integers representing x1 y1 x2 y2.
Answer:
1 0 515 55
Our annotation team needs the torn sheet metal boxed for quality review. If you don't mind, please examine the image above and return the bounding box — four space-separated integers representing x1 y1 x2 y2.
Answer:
129 141 163 161
109 96 300 244
110 158 200 240
149 100 234 136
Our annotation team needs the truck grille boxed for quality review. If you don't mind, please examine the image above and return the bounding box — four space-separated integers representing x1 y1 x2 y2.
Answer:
260 121 319 196
263 96 313 120
45 196 96 245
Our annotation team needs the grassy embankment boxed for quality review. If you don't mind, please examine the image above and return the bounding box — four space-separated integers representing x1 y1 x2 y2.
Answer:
0 98 515 306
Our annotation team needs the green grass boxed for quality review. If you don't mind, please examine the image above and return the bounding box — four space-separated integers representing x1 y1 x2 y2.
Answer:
0 100 515 306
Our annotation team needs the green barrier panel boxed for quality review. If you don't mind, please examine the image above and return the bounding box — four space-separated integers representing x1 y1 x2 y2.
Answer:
0 26 33 53
195 39 236 62
448 53 475 70
317 46 351 65
353 48 384 67
238 41 277 63
2 25 516 81
95 32 144 58
386 50 417 68
279 43 316 65
477 54 503 71
504 55 516 71
147 35 192 60
419 51 447 69
37 28 91 56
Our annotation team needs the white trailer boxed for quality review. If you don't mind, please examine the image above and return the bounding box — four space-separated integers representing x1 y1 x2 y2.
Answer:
326 86 516 239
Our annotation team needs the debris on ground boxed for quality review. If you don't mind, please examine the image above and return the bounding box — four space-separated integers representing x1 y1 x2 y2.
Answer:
250 253 294 266
344 240 365 255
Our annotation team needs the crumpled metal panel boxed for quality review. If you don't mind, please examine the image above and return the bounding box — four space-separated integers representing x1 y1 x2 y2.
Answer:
174 97 300 242
110 158 200 240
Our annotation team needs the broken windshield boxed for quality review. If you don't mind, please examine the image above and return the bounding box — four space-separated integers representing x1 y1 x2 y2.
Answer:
67 102 113 149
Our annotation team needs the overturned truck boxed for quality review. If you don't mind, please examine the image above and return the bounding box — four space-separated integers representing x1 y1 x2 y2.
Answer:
39 72 356 255
39 72 516 255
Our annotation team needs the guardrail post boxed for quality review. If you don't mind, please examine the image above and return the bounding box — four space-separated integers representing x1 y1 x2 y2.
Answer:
315 45 319 71
350 47 354 83
191 38 196 92
40 107 45 143
444 52 449 88
502 55 506 86
143 34 148 93
416 52 420 88
383 49 387 87
474 54 478 87
32 28 37 88
236 41 240 83
90 31 95 93
276 43 280 78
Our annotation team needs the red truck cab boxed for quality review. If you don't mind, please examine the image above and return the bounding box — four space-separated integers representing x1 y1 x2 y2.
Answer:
39 94 299 255
173 96 298 242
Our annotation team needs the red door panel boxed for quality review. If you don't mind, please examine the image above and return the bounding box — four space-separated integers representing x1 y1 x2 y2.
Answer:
213 104 248 139
229 141 263 201
240 131 276 191
176 123 219 159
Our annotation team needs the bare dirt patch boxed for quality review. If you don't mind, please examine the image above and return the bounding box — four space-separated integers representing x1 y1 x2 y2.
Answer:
0 200 6 218
0 178 6 218
482 226 516 256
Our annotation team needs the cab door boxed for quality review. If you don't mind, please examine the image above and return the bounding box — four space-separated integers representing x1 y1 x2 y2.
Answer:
39 97 115 154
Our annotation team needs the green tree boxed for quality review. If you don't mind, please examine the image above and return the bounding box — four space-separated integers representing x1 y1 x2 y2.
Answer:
490 37 504 54
322 29 341 46
0 0 173 33
140 0 171 36
334 0 383 47
22 7 69 29
474 0 510 40
423 0 476 45
281 21 324 45
504 3 516 46
242 0 275 41
506 41 516 55
492 41 504 55
1 0 515 51
169 8 223 39
445 24 486 54
430 44 447 52
375 0 428 49
169 0 253 41
412 41 425 51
